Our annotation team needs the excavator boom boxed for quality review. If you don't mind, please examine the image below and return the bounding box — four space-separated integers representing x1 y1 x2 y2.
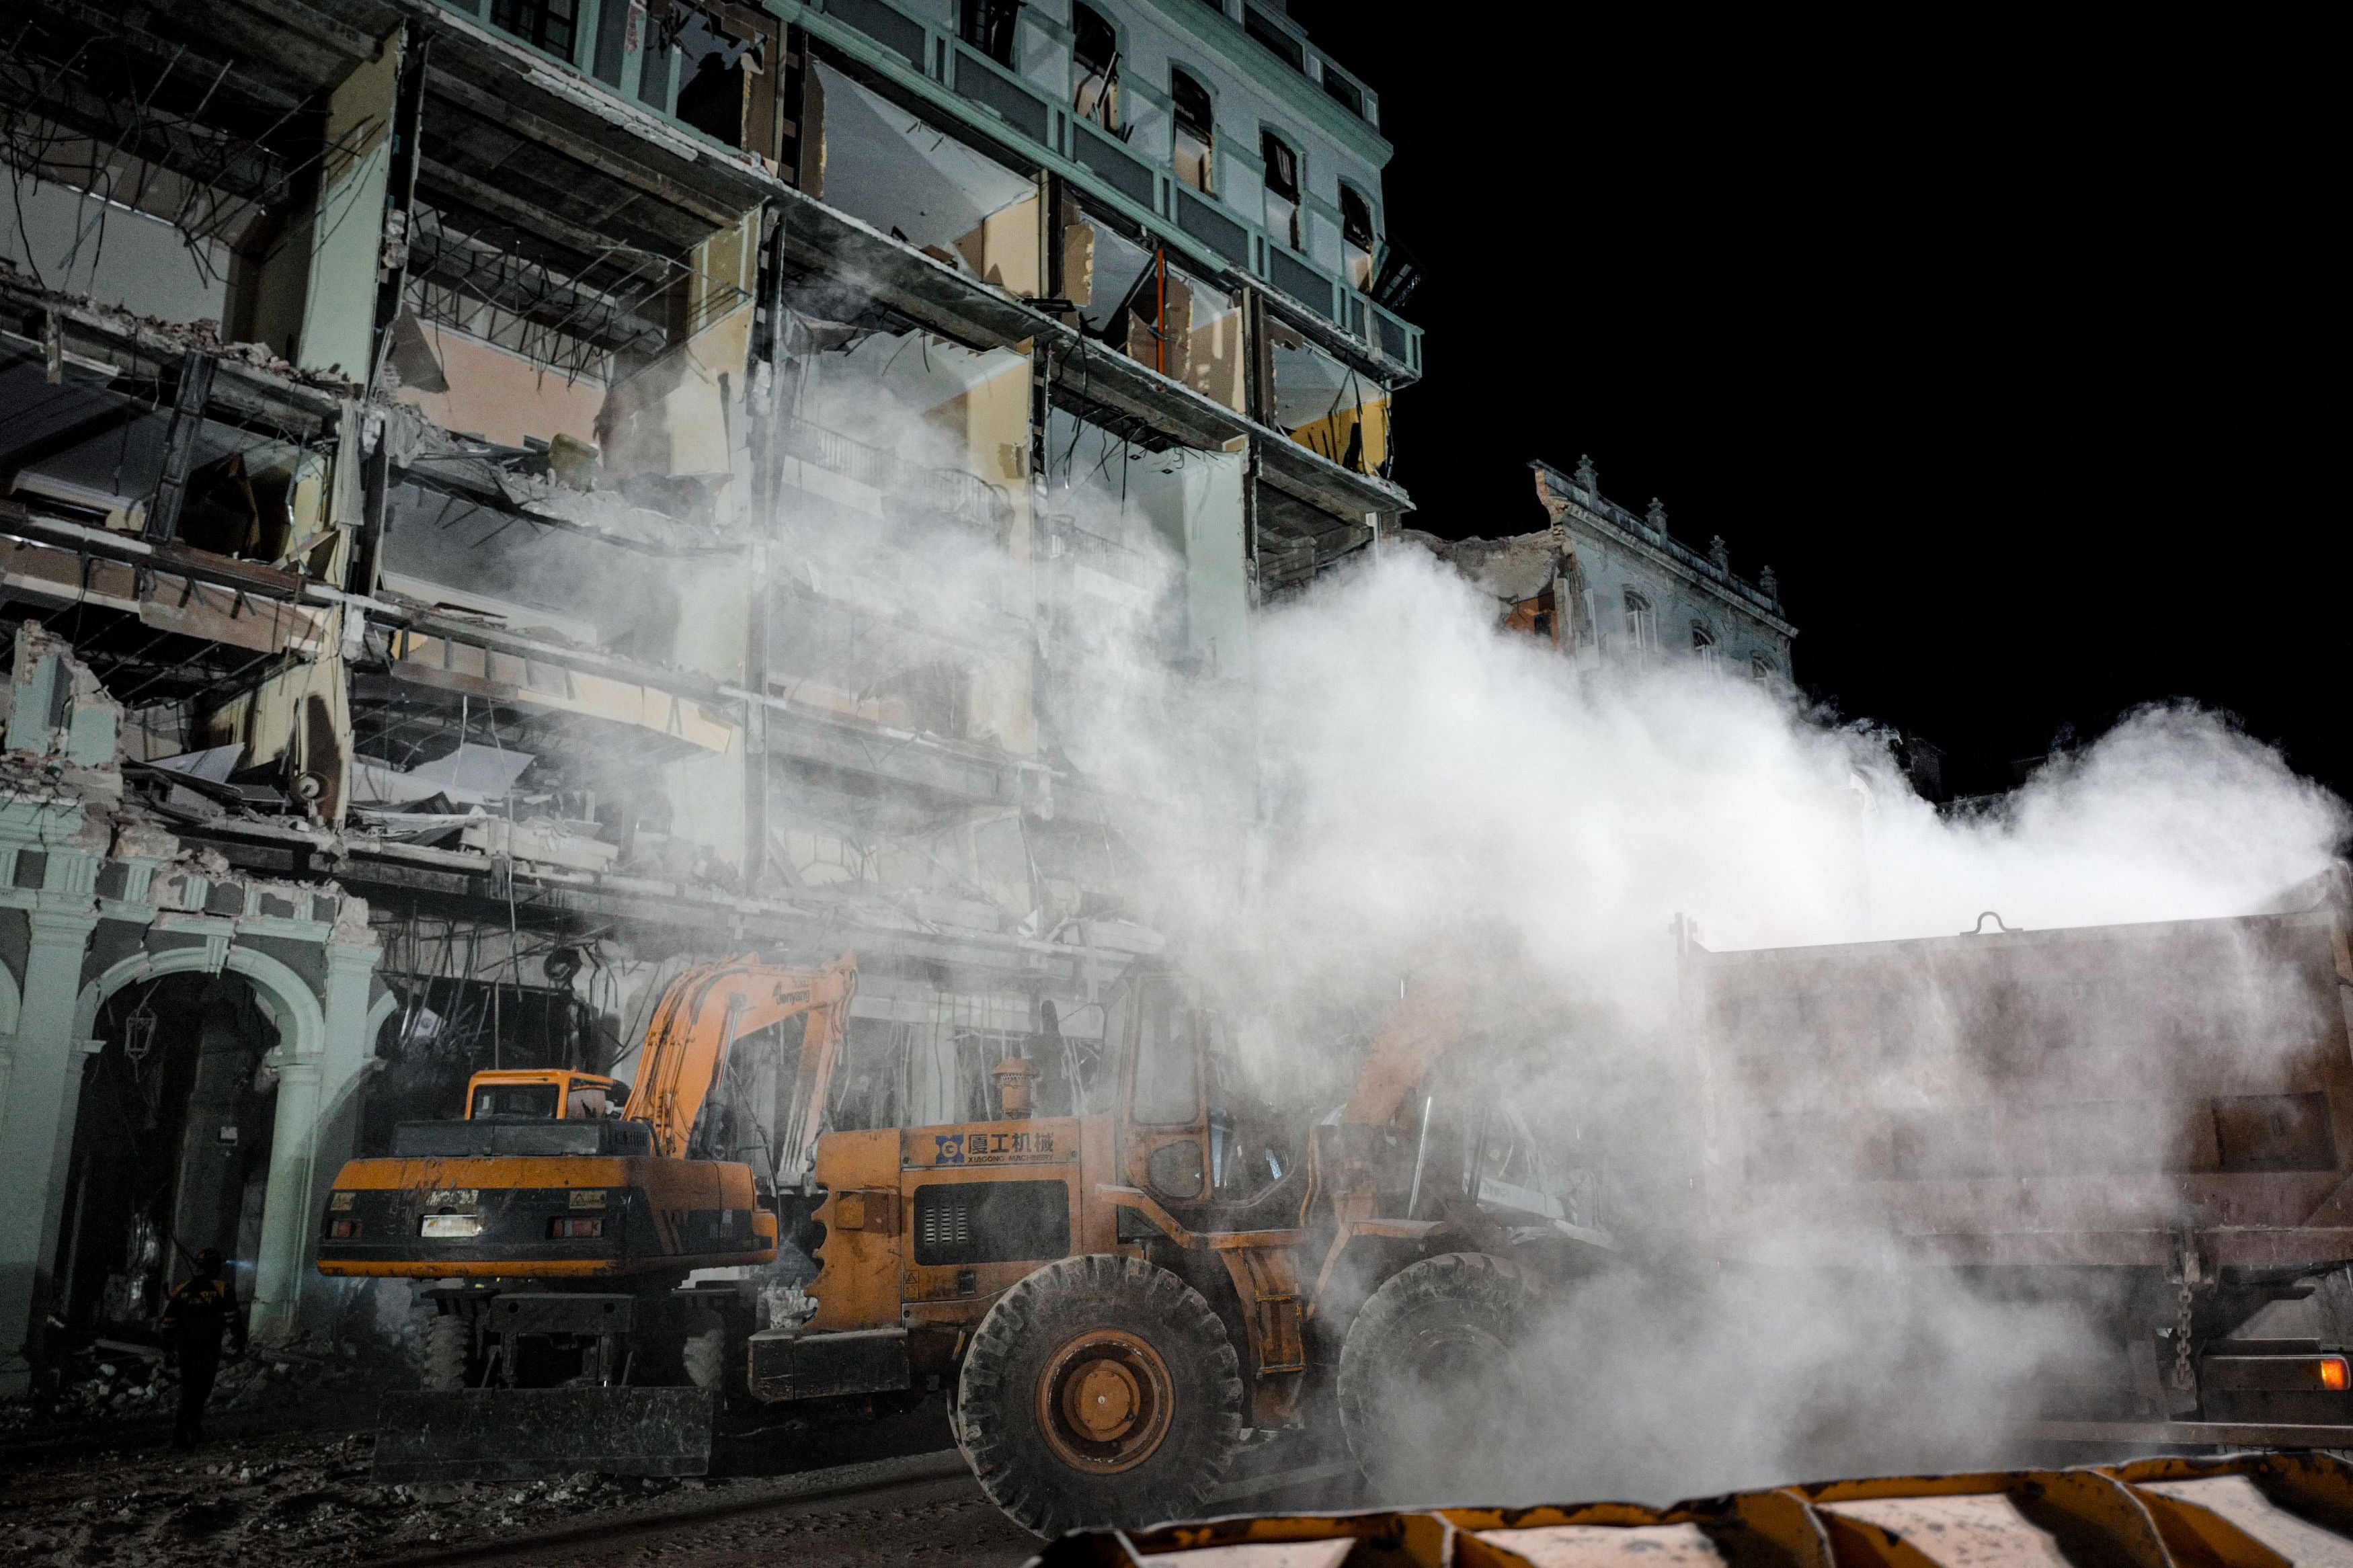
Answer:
1336 966 1472 1128
624 953 857 1165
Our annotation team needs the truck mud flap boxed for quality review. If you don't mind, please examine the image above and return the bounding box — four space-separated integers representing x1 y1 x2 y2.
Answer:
372 1388 715 1483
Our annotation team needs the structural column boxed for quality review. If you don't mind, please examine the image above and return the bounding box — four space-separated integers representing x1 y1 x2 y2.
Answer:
0 903 100 1396
249 939 381 1343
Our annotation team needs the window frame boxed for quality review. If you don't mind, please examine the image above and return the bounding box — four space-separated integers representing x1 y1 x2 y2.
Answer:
490 0 580 59
1169 65 1217 195
958 0 1021 69
1320 63 1366 120
1242 5 1306 72
1260 126 1302 249
1339 182 1378 250
1072 1 1122 128
1339 179 1377 288
1128 976 1205 1128
1622 589 1657 651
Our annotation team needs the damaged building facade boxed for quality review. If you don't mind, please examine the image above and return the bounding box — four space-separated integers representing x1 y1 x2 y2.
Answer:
1410 456 1794 681
0 0 1415 1395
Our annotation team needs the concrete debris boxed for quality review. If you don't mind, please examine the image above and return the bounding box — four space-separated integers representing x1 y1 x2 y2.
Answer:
0 1422 691 1565
1396 526 1566 606
0 1344 366 1434
1 268 362 399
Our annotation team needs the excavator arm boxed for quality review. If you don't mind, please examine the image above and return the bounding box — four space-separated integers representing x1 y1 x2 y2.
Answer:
621 952 857 1171
1336 966 1472 1129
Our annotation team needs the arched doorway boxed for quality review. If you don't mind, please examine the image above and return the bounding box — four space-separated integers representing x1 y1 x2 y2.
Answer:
52 973 281 1333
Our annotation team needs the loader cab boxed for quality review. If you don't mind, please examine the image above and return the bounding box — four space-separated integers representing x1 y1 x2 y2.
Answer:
464 1069 627 1121
1111 970 1295 1217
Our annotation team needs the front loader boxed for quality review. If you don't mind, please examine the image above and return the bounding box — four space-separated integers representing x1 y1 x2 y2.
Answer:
315 954 856 1481
748 964 1613 1534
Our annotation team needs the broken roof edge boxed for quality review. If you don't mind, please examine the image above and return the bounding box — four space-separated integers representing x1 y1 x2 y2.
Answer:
1529 456 1793 637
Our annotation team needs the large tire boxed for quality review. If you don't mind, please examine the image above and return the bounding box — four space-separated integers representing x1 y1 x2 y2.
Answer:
1336 1252 1538 1501
957 1255 1243 1537
420 1310 469 1392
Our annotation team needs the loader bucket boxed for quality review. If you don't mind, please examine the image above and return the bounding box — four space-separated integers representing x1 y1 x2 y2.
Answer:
371 1388 716 1483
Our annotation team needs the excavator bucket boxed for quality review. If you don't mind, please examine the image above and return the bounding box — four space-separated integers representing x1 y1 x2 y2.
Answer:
370 1388 716 1483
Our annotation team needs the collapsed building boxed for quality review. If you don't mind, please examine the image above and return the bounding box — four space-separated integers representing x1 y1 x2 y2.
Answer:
0 0 1417 1395
1406 456 1796 679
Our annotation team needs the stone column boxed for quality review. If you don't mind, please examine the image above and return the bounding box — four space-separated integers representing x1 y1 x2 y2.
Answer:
248 939 381 1343
0 905 100 1396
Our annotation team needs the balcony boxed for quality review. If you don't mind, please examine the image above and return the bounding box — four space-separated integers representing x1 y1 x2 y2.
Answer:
803 0 1422 382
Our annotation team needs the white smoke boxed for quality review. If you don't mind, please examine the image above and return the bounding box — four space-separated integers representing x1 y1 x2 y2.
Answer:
742 340 2346 1503
1105 542 2344 1502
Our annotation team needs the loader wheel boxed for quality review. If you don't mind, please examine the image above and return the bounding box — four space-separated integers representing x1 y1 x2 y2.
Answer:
421 1310 469 1392
957 1254 1242 1537
681 1309 727 1392
1336 1252 1538 1500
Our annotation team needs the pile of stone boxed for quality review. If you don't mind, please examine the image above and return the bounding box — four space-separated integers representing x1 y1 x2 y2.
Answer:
0 1342 381 1432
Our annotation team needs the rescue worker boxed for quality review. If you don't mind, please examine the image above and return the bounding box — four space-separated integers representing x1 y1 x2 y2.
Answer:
159 1247 245 1447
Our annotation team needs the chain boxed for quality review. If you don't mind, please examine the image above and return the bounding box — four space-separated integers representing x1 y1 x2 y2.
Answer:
2173 1274 2197 1391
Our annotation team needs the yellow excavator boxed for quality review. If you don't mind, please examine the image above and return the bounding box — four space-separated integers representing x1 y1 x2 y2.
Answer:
316 954 856 1481
747 962 1616 1535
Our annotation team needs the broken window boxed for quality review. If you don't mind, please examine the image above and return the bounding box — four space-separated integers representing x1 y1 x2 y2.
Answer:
675 8 771 150
1506 588 1558 645
1340 183 1377 290
1073 3 1119 128
1171 68 1215 194
960 0 1022 67
1262 130 1302 251
1623 590 1657 651
491 0 580 57
1267 323 1386 470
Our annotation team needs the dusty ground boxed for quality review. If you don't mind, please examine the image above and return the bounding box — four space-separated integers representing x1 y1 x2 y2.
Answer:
0 1386 1040 1568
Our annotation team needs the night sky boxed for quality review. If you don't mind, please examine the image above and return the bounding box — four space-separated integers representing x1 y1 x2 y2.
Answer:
1286 8 2333 802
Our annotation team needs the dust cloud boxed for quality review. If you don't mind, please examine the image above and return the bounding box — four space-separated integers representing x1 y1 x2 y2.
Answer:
1112 543 2344 1503
735 354 2345 1503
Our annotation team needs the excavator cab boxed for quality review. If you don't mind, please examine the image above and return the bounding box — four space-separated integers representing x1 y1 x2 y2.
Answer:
463 1069 628 1121
1112 969 1297 1218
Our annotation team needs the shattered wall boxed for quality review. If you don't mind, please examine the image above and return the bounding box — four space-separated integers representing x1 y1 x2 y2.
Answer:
0 0 1417 1395
0 624 385 1397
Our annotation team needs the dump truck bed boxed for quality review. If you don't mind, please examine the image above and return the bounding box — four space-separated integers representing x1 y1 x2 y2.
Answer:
1686 895 2353 1273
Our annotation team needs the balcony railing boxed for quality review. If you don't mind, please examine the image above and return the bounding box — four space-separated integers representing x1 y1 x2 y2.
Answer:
420 0 1422 380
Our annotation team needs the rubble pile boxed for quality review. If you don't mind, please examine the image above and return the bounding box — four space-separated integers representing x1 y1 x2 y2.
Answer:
0 266 365 398
0 1426 721 1567
0 1346 382 1435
